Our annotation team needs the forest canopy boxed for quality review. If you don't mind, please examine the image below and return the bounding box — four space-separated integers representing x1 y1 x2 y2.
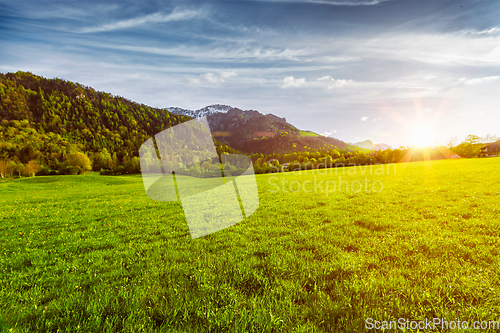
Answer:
0 71 238 176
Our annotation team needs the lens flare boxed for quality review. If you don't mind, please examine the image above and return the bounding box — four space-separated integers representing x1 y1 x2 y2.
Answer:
413 123 435 147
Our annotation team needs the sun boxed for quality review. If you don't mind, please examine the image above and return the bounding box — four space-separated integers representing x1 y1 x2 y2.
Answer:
412 122 435 148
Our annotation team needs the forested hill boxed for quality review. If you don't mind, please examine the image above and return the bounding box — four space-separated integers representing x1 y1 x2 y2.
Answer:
0 71 238 172
206 108 349 155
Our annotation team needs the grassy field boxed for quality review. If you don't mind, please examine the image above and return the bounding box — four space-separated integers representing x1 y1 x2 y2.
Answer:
2 158 500 332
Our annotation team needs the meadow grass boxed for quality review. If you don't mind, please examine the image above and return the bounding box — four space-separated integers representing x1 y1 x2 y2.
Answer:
1 158 500 332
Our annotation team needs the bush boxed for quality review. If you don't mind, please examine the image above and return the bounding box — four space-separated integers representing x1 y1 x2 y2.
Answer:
100 168 112 176
100 165 125 176
37 166 51 176
58 166 79 175
113 166 125 175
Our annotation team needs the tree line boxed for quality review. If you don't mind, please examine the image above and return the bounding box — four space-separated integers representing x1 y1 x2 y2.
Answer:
0 71 238 177
249 133 499 174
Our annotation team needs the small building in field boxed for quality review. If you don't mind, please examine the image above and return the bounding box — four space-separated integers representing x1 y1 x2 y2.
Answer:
481 140 500 157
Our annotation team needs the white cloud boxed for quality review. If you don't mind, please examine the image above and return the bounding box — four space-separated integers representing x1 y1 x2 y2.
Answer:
463 76 500 85
361 116 369 121
80 8 204 33
282 76 305 88
187 72 237 85
317 75 353 88
202 73 221 84
321 130 337 137
332 79 352 87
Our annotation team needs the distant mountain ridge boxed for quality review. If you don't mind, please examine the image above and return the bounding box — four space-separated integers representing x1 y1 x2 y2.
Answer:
354 140 392 151
169 104 288 123
169 104 233 118
169 104 349 154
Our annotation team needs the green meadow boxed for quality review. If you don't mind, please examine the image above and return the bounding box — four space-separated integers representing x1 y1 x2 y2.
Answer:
2 158 500 332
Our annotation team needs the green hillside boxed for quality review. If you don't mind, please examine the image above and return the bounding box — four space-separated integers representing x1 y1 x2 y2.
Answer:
0 71 238 173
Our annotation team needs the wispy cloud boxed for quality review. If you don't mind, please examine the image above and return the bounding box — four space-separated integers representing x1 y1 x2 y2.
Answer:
470 26 500 36
83 42 309 62
80 8 205 33
4 3 120 20
253 0 386 5
462 76 499 85
309 0 386 5
187 72 237 85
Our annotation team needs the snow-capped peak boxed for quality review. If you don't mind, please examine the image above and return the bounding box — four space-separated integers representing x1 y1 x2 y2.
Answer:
168 104 233 118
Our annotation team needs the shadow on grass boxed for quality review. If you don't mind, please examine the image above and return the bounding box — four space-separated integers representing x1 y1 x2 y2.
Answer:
0 316 9 333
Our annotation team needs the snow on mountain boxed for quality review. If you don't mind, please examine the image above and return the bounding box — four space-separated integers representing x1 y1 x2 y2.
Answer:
168 104 233 118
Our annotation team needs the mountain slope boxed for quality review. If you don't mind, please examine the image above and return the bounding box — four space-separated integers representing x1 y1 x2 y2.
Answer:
0 71 239 170
170 106 349 154
354 140 392 151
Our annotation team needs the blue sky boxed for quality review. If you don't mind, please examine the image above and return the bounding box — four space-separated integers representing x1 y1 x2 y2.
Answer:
1 0 499 147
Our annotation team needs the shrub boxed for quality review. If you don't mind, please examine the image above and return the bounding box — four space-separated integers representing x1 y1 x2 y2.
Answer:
113 166 125 175
36 166 51 176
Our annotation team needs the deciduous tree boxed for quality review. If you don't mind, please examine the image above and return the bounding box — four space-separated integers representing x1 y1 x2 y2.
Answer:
25 160 40 177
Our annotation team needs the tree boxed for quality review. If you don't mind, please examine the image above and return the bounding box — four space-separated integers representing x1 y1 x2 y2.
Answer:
25 160 40 177
446 136 457 149
124 157 140 174
110 152 118 170
483 134 498 143
65 152 92 174
20 145 37 164
465 134 480 145
0 161 6 178
6 160 17 177
66 143 78 154
201 160 212 170
96 148 112 170
453 142 479 158
16 163 25 177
